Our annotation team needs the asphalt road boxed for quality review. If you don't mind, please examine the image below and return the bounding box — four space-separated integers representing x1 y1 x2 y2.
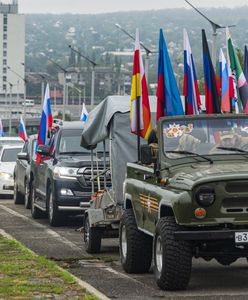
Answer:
1 198 248 300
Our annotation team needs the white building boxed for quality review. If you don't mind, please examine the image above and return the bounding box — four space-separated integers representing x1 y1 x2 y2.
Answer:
0 0 25 97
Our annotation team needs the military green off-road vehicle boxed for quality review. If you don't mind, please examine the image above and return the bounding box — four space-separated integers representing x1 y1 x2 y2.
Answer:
120 114 248 291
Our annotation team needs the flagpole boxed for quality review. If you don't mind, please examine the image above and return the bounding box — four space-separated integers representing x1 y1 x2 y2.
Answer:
136 96 141 162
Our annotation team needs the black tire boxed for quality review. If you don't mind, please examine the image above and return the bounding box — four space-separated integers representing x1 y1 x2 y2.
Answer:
24 179 31 209
215 256 237 266
119 209 152 273
47 186 67 227
154 216 192 291
13 179 24 204
84 214 102 253
30 181 44 219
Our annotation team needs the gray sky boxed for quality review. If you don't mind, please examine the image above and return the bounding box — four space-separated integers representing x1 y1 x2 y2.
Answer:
16 0 248 14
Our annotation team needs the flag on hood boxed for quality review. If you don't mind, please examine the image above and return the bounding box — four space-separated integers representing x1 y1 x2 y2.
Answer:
156 29 184 120
202 29 221 114
37 83 53 146
19 116 27 142
219 48 230 113
244 45 248 82
130 29 152 140
0 119 4 137
183 29 201 115
227 28 248 113
80 103 88 123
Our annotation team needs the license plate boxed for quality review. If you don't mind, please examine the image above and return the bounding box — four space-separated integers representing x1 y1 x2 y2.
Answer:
235 232 248 243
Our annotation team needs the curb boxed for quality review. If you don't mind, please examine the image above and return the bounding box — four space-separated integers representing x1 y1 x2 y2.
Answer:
0 229 111 300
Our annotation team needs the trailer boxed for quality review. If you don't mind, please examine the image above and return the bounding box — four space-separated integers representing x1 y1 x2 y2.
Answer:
80 95 156 253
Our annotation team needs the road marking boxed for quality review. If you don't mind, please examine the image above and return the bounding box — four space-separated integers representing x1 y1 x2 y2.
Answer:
0 205 83 251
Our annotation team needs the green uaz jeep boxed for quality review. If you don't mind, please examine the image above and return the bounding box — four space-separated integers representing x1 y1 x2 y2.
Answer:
120 114 248 291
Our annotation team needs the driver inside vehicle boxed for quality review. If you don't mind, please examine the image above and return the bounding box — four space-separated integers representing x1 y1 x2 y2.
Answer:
210 130 248 153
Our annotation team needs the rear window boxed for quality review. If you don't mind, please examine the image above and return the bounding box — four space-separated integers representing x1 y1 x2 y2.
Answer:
1 148 21 162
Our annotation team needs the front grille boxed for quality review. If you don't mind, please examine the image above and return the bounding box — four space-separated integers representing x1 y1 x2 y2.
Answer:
222 197 248 214
225 182 248 193
78 168 111 188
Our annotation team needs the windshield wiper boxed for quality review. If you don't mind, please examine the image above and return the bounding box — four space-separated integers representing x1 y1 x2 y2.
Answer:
166 150 213 164
216 147 248 154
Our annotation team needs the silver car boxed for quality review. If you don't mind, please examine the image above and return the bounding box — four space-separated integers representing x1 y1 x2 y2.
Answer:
0 145 23 196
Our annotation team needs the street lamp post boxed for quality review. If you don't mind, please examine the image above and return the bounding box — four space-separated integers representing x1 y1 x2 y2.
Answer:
40 54 67 121
7 65 27 121
68 45 97 109
7 82 13 137
115 23 154 82
184 0 235 67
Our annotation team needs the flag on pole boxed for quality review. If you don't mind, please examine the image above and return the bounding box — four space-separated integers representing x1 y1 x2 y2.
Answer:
80 103 88 123
227 28 248 113
0 119 4 137
156 29 184 120
183 29 201 115
37 83 53 147
19 116 27 142
244 45 248 82
130 28 152 140
219 48 230 113
202 29 221 114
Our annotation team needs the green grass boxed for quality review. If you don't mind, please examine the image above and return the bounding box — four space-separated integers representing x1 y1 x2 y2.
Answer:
0 235 99 299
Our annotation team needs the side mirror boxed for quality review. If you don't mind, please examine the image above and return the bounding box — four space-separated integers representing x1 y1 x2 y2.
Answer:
140 145 153 165
37 145 50 157
17 152 29 161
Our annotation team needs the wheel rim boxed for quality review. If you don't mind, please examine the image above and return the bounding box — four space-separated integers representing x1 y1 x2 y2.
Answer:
155 236 163 273
49 193 53 222
121 225 127 259
84 217 89 246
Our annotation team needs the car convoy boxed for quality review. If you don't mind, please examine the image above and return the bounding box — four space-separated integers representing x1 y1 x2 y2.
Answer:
2 97 248 291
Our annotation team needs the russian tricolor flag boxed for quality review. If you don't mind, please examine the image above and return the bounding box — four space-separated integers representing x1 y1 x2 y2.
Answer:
183 29 201 115
19 116 27 142
37 83 53 146
219 48 230 113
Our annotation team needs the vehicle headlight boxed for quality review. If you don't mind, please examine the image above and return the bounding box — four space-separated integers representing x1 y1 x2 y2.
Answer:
195 186 215 207
54 167 79 179
0 172 13 180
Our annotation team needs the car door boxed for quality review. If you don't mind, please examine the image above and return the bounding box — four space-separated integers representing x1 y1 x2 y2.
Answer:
17 140 29 194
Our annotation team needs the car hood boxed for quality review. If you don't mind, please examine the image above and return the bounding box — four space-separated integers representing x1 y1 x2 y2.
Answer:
168 161 248 191
57 155 108 168
0 162 16 175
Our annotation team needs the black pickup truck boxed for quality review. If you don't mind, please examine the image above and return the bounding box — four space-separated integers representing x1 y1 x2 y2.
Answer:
30 121 110 226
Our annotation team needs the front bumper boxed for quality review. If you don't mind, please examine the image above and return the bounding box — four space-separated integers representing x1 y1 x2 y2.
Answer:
175 229 247 241
53 179 91 212
0 179 14 195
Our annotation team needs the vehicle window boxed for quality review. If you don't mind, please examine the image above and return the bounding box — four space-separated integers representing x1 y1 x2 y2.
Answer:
58 129 108 154
1 148 22 162
163 118 248 159
23 141 28 153
31 139 37 159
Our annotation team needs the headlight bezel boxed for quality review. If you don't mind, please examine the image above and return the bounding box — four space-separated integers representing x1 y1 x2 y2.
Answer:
53 167 79 180
195 185 216 207
0 172 13 180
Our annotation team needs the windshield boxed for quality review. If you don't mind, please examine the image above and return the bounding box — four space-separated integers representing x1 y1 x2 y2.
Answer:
163 118 248 159
59 129 109 154
1 148 21 162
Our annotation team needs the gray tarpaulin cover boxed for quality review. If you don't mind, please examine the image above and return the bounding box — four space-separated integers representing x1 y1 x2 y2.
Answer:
81 95 156 204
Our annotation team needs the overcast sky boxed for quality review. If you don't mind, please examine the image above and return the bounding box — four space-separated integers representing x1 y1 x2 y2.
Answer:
14 0 248 14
